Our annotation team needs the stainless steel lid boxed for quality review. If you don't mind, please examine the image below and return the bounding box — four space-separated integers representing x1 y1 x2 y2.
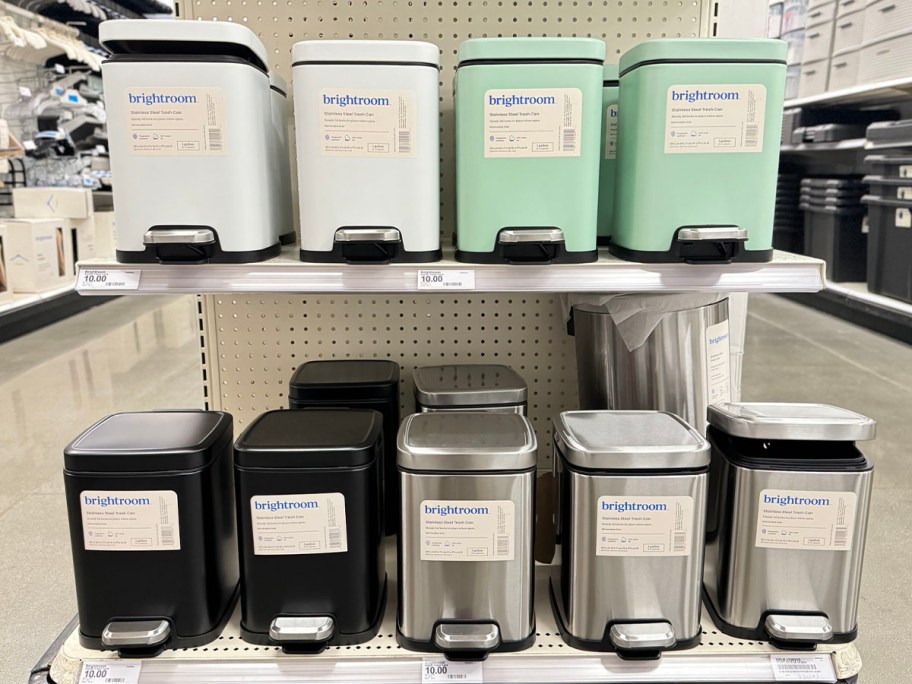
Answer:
397 412 537 471
413 364 527 407
554 411 709 470
707 403 876 441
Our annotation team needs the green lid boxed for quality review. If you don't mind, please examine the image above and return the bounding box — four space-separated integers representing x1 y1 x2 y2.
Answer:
603 63 619 82
458 37 605 64
619 38 787 76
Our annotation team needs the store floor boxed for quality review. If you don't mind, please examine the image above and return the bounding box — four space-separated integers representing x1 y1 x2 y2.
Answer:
0 294 909 682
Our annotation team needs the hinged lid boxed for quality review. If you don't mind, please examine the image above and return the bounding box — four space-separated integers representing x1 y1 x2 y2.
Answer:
397 412 537 472
707 403 876 441
64 411 232 473
554 411 709 471
458 37 605 65
413 364 527 407
619 38 787 77
603 63 619 84
100 20 269 72
234 409 382 468
289 360 400 402
292 40 440 67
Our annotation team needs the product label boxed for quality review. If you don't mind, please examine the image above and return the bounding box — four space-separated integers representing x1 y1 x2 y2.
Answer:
706 319 732 405
770 654 837 681
422 658 483 683
604 104 619 160
319 89 416 157
900 164 912 179
484 88 583 158
251 493 348 555
596 495 694 557
126 87 227 156
897 187 912 200
664 84 766 154
77 268 141 291
420 500 514 561
896 207 912 229
417 269 475 290
755 489 857 551
79 661 142 684
81 490 180 551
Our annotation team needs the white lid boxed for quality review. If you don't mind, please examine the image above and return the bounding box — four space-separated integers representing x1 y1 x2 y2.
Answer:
99 20 269 71
292 40 440 67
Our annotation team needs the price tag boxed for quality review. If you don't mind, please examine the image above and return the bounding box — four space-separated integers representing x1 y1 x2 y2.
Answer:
770 654 836 681
79 661 142 684
77 269 142 291
417 270 475 290
422 658 483 683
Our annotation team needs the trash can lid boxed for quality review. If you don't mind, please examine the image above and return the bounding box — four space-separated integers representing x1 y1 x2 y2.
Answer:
707 403 876 441
269 73 287 95
603 63 619 84
289 360 400 401
619 38 787 77
458 37 605 65
99 20 269 73
292 40 440 67
398 412 537 472
554 411 709 471
413 364 527 407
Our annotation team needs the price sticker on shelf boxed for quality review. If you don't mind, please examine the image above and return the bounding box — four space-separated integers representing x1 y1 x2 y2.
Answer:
77 269 142 291
770 654 836 681
417 269 475 291
79 661 142 684
422 658 483 683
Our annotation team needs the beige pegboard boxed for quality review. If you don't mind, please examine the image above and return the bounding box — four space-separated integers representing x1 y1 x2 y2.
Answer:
200 293 577 466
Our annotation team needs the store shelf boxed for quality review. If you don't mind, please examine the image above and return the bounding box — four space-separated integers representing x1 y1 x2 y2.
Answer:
0 283 115 344
75 248 826 295
780 139 866 154
46 561 862 684
785 75 912 108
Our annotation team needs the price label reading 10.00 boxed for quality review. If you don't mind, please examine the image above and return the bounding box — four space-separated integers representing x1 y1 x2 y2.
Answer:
421 657 483 683
417 269 475 291
79 661 142 684
77 269 142 291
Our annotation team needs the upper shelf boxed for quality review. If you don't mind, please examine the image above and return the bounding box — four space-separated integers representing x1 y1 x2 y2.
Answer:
75 247 826 295
784 75 912 109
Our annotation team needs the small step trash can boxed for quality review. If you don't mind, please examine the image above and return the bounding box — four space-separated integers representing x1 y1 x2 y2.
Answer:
413 364 528 414
597 64 620 245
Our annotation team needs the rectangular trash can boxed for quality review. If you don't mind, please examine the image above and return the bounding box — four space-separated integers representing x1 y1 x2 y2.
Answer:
413 364 528 414
597 64 620 245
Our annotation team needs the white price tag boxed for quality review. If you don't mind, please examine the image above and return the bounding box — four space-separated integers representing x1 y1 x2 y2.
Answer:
770 654 836 681
78 269 141 291
417 270 475 290
422 658 483 683
79 661 142 684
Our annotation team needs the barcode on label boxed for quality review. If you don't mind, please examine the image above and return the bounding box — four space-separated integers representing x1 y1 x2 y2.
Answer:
161 526 174 547
208 127 222 151
745 124 759 147
328 528 342 549
834 528 848 546
496 535 510 557
673 533 686 552
562 127 576 152
398 130 411 154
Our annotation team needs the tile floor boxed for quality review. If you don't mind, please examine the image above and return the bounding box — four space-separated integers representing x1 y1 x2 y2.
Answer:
0 293 909 682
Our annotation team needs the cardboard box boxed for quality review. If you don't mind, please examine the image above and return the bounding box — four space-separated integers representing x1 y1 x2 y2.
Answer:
4 218 71 293
71 216 97 261
13 187 94 220
92 211 116 259
0 224 12 305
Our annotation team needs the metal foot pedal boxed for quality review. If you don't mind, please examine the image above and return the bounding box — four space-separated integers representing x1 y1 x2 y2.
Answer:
609 621 676 660
102 619 171 657
765 614 833 650
269 616 335 654
334 228 402 263
434 622 501 661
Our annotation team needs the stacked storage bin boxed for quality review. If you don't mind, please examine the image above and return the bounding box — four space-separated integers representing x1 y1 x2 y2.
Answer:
775 169 804 254
859 0 912 86
800 177 867 282
783 0 809 98
797 1 835 98
829 0 865 91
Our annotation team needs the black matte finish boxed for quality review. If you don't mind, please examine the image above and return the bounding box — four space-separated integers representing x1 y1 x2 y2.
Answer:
289 361 401 535
395 619 535 659
609 237 772 264
300 243 441 264
63 411 239 653
117 227 280 265
864 195 912 304
234 409 386 647
456 232 597 264
104 44 267 73
803 208 867 283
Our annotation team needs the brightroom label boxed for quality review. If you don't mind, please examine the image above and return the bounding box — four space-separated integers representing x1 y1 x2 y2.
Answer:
420 500 515 561
81 490 180 551
484 88 582 158
319 89 416 158
604 104 618 160
706 319 732 405
126 87 227 156
665 84 766 154
755 489 857 551
596 495 694 557
251 493 348 555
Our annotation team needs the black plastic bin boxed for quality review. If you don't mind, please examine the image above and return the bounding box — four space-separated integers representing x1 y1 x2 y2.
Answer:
862 175 912 202
861 194 912 303
865 155 912 180
234 409 387 652
803 206 867 282
63 411 239 656
289 360 400 535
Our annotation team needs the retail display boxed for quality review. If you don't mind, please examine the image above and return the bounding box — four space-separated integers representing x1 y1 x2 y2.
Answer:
288 360 401 535
703 402 875 647
412 364 528 414
62 411 239 655
293 40 441 263
454 37 604 264
799 177 867 282
12 187 94 219
551 411 709 656
611 39 786 263
234 410 387 651
269 74 296 246
100 20 283 263
862 194 912 303
397 412 537 659
3 218 70 292
597 64 620 245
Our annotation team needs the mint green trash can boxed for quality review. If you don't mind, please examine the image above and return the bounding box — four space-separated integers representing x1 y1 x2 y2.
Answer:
610 39 787 263
597 64 620 245
454 38 605 264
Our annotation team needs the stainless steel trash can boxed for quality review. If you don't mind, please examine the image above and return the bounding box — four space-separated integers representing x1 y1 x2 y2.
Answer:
413 364 528 414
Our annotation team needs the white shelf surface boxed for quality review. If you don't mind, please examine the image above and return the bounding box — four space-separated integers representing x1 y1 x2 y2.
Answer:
0 283 75 316
785 75 912 108
75 248 826 295
49 565 862 684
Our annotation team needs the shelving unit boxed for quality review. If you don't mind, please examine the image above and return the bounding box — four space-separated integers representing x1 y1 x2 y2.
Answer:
784 75 912 108
779 139 866 154
0 283 114 344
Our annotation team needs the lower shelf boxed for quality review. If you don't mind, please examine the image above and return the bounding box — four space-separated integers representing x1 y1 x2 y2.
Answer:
45 564 862 684
0 284 116 344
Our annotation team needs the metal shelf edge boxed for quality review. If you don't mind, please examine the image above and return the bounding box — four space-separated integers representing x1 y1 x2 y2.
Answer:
784 76 912 108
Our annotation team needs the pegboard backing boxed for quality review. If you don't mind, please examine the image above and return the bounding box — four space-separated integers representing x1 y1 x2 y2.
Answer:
200 293 577 467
